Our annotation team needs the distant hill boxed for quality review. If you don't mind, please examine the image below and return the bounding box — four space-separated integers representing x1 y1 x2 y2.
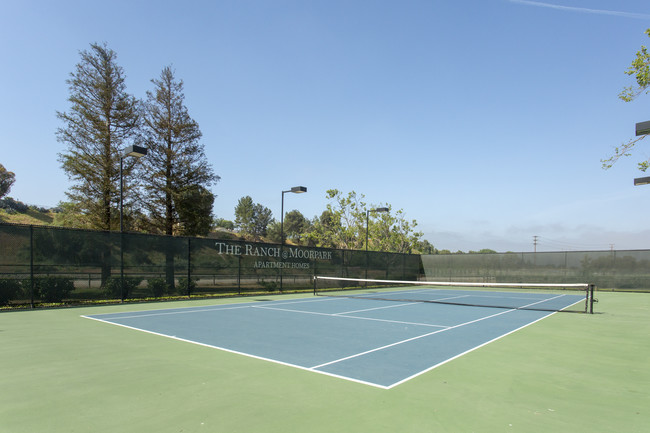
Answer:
0 198 56 226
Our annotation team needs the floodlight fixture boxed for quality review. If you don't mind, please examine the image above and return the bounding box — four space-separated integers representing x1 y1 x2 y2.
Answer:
123 145 148 158
289 186 307 194
634 176 650 186
636 120 650 137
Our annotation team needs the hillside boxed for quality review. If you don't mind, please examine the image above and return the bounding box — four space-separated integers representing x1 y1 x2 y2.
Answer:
0 208 55 226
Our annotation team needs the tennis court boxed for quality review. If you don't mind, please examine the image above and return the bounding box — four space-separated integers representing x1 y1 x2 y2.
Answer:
83 282 587 389
2 290 649 433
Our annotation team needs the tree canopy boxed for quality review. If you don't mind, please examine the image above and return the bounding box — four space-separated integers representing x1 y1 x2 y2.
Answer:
139 66 219 235
0 163 15 199
603 28 650 172
57 42 140 231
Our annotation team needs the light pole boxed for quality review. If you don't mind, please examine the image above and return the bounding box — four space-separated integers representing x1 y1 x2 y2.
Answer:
365 207 389 280
119 145 147 301
120 145 148 232
280 186 307 291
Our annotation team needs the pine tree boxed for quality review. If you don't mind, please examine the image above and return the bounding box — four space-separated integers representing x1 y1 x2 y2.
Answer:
57 42 140 231
140 66 219 236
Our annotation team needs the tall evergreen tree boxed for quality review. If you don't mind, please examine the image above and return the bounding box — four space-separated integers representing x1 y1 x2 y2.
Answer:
140 66 219 236
234 196 273 240
57 42 140 231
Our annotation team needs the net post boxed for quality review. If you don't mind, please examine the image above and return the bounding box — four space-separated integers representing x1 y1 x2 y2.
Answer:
312 275 317 296
589 284 595 314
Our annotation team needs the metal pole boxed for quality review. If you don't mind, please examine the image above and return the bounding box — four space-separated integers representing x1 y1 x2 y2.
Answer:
280 190 285 291
120 157 124 301
187 237 191 297
120 157 124 232
29 225 34 308
365 210 370 281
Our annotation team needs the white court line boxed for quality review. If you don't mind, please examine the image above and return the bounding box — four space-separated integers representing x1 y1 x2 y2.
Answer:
251 304 448 328
332 301 430 315
86 296 338 321
82 292 578 389
309 293 568 371
89 304 254 320
82 314 392 389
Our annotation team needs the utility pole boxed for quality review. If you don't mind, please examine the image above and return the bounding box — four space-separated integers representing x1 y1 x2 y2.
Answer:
533 235 539 253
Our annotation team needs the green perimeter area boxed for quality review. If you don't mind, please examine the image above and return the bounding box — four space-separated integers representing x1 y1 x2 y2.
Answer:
1 292 648 433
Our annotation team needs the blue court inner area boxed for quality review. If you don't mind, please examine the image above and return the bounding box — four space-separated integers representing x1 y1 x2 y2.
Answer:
83 290 584 388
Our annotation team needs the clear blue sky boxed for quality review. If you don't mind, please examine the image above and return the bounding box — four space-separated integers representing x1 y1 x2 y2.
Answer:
2 0 650 252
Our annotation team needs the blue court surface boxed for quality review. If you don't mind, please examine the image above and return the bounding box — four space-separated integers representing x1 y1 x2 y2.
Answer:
83 290 584 389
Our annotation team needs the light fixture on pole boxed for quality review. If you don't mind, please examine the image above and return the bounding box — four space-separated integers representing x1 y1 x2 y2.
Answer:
119 145 147 302
636 120 650 137
634 176 650 186
280 186 307 291
365 206 389 280
120 145 148 232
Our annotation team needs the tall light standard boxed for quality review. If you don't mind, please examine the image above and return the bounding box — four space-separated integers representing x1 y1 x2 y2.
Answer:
365 207 389 280
119 144 147 301
280 186 307 290
120 145 148 232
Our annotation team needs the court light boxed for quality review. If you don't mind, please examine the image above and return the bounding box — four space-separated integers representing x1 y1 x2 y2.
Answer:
289 186 307 194
119 145 147 302
636 120 650 137
634 176 650 186
120 145 148 232
280 186 307 291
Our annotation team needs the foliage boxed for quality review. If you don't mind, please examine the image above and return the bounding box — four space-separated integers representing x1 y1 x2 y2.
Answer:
619 29 650 103
51 201 94 228
372 207 423 253
0 279 21 306
33 277 74 303
103 276 143 299
147 277 168 297
283 210 311 244
266 210 311 245
214 218 235 230
259 279 279 292
306 189 424 252
174 185 215 236
0 197 28 213
0 163 16 199
234 196 273 240
139 66 219 236
57 42 141 231
177 276 197 296
308 189 366 250
414 239 436 254
604 29 650 172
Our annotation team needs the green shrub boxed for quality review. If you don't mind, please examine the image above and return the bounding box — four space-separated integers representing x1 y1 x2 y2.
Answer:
147 278 168 297
259 279 279 292
34 277 74 303
103 277 143 299
0 279 21 306
177 277 197 296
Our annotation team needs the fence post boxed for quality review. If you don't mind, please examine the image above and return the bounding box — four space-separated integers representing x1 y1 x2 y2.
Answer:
29 225 34 308
187 237 191 297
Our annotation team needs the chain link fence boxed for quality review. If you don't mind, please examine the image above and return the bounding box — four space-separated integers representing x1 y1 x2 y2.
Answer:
0 223 422 307
422 250 650 291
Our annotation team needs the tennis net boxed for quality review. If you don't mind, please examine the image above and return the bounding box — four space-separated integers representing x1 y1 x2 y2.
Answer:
313 276 596 313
